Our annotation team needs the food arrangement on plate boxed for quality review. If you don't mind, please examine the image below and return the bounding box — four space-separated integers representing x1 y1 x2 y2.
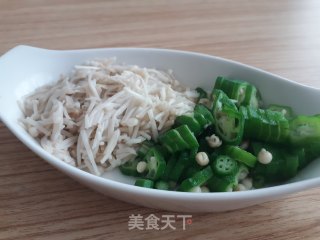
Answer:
20 58 320 193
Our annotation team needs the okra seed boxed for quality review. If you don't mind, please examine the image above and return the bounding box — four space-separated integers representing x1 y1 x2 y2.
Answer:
241 178 253 190
200 186 210 193
237 168 249 181
258 148 273 164
235 184 247 191
195 152 209 166
136 161 147 173
281 109 287 115
206 134 222 148
190 186 202 193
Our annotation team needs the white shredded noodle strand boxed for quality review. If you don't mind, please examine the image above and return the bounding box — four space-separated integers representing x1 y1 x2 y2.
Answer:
21 58 197 175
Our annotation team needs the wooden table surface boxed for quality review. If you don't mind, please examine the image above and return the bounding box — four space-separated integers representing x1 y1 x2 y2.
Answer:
1 0 320 239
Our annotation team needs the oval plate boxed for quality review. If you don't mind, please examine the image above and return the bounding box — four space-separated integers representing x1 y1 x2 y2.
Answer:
0 45 320 212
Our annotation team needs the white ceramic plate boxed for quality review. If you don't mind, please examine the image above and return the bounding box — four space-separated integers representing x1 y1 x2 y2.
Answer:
1 45 320 212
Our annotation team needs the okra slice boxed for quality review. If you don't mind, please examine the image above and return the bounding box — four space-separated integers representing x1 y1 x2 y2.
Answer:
282 152 299 179
194 112 208 128
243 84 261 109
251 142 299 183
169 151 191 182
207 174 238 192
175 125 199 149
268 104 295 119
137 140 155 158
175 105 214 136
194 104 215 125
289 115 320 146
211 155 238 176
215 107 244 145
212 90 244 145
161 154 177 181
145 148 166 181
158 128 188 153
119 158 142 177
181 163 203 180
251 142 284 182
214 76 245 104
135 179 154 188
175 115 202 135
223 145 257 167
241 106 289 143
178 166 213 192
214 76 261 108
155 180 170 190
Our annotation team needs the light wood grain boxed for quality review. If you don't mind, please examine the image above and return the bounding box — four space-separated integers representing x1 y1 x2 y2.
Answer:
1 0 320 239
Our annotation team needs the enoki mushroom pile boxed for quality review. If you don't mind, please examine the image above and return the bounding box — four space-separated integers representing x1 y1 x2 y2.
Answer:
20 59 197 175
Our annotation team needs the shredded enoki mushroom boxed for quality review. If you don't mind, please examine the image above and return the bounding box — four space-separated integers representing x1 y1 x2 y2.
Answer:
20 58 197 175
